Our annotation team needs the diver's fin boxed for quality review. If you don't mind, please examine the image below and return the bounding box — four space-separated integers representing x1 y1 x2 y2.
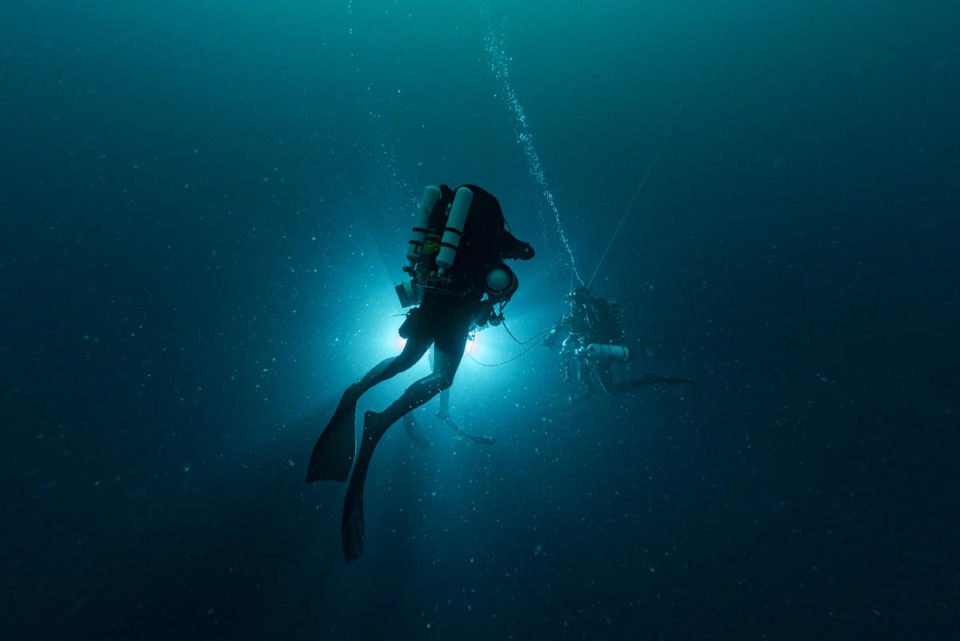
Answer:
614 374 698 394
341 410 393 563
438 413 496 445
306 385 361 483
403 413 431 449
638 373 698 385
342 480 365 563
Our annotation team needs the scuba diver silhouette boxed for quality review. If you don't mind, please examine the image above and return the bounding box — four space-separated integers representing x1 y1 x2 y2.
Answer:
306 184 534 562
543 285 695 403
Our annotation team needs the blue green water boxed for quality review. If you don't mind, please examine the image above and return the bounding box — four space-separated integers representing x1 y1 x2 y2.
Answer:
2 1 958 639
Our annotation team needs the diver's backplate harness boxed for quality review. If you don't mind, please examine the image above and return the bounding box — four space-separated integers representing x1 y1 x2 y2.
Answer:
396 185 518 325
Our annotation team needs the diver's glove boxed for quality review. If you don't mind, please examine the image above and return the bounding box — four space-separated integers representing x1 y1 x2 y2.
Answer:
542 328 558 348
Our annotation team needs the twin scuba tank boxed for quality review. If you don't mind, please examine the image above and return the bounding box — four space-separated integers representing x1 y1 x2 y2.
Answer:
395 185 517 308
582 343 632 363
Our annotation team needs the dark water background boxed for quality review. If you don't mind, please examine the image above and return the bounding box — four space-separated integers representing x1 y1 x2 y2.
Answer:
2 1 958 639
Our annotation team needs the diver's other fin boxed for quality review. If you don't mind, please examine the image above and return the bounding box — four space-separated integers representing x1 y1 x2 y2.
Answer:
639 373 698 385
305 386 361 483
438 413 496 445
460 431 496 445
342 410 392 563
403 413 431 449
342 481 365 563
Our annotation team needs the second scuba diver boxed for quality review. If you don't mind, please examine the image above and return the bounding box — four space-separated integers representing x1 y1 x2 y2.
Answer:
306 184 534 562
543 285 696 403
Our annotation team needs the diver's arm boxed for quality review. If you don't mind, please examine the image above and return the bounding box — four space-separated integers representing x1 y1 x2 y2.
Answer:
473 299 495 328
543 328 559 347
542 312 571 348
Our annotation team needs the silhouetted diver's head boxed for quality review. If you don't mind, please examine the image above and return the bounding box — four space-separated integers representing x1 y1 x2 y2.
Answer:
565 285 590 305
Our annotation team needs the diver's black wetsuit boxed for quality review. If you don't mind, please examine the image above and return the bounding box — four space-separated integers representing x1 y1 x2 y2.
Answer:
545 287 695 402
306 184 533 563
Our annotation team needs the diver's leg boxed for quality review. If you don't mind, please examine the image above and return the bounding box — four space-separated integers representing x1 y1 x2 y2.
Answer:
377 333 465 425
566 360 590 404
402 412 431 448
576 359 605 400
434 381 495 444
342 334 467 562
596 362 616 395
558 337 580 403
431 347 452 420
356 337 433 393
438 388 451 419
559 336 575 383
402 344 442 448
306 338 432 484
